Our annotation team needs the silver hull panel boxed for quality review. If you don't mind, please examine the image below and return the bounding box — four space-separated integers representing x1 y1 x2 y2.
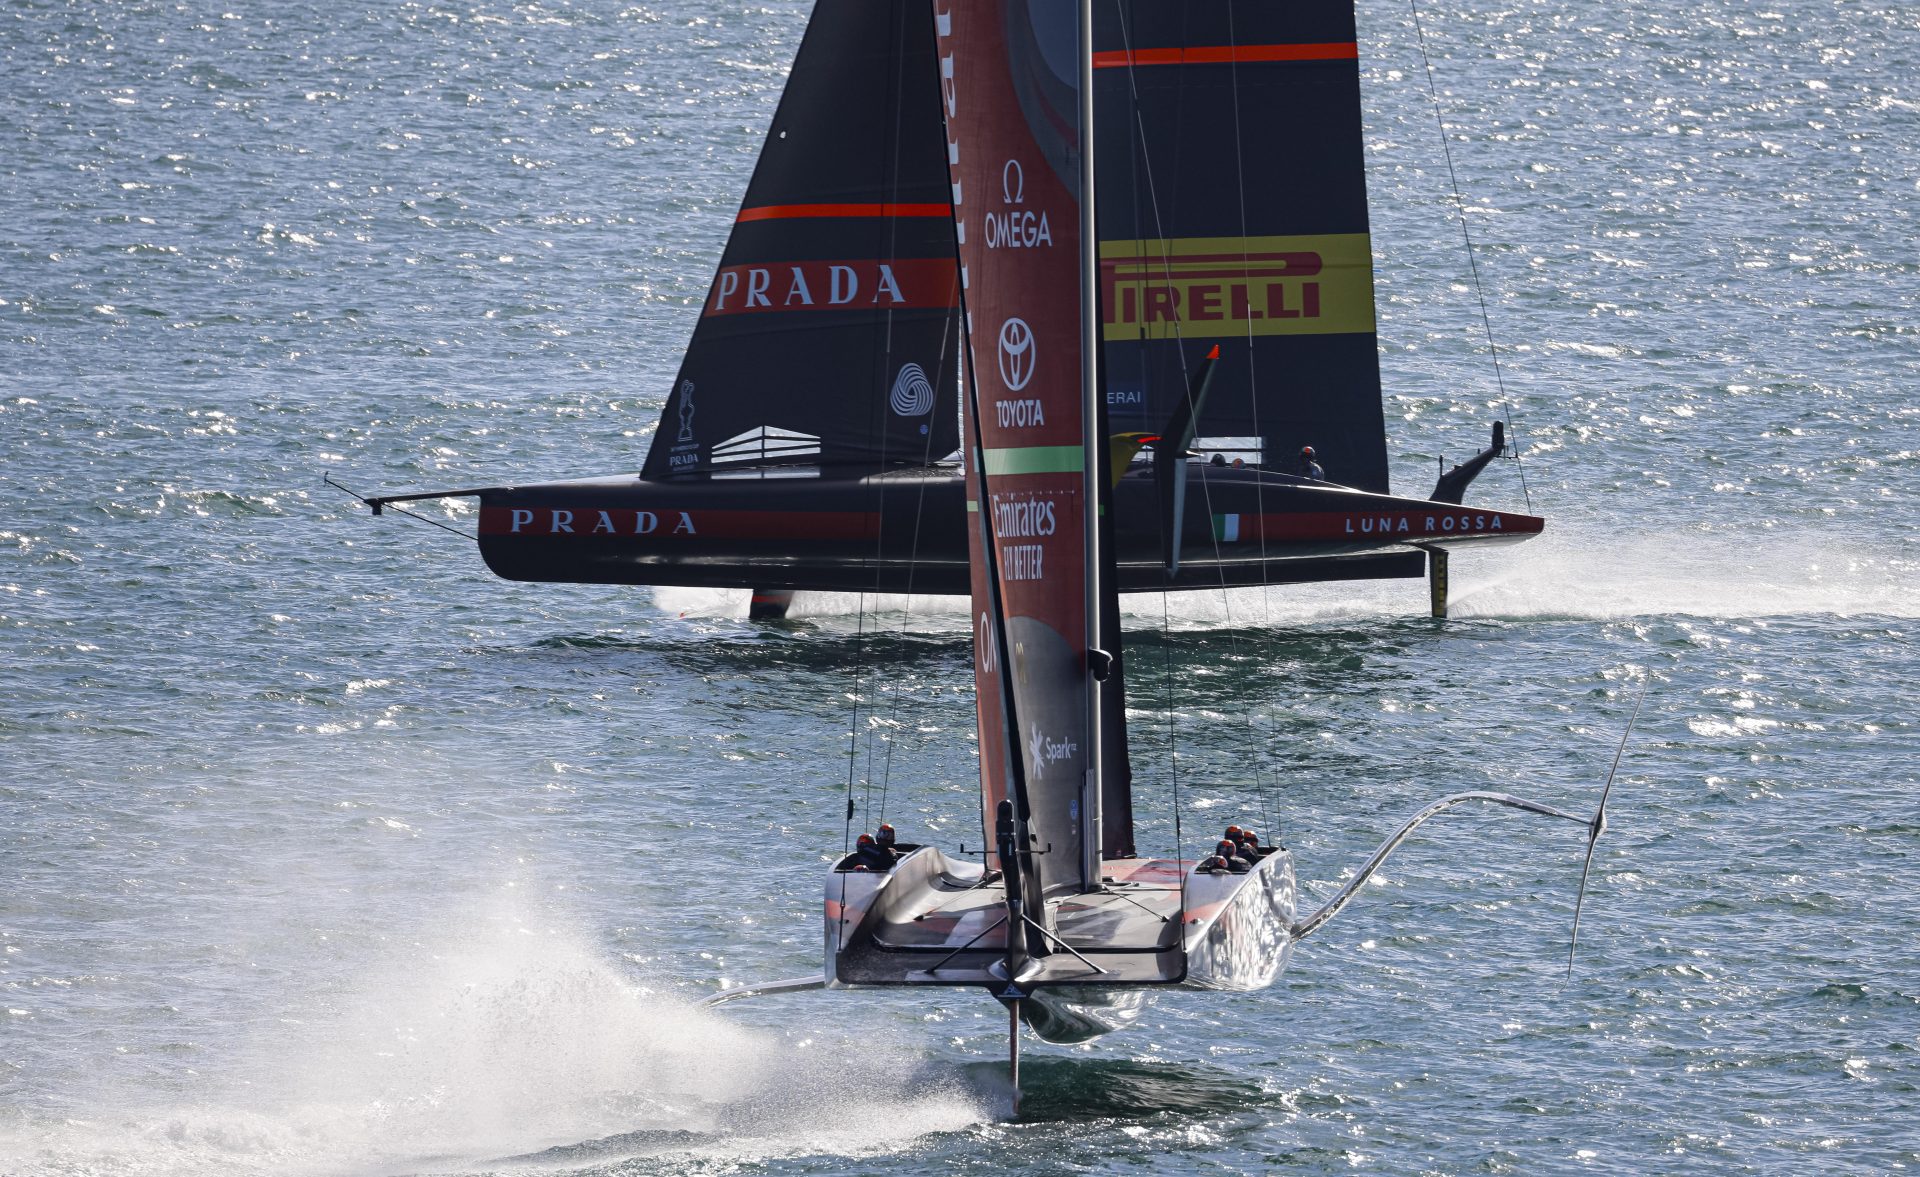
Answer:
822 845 1296 1042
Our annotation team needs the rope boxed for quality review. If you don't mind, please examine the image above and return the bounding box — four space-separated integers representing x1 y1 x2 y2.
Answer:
1160 592 1186 917
1112 5 1196 881
1408 0 1533 512
323 474 476 541
844 587 867 852
1214 5 1294 844
871 2 972 829
1112 1 1275 842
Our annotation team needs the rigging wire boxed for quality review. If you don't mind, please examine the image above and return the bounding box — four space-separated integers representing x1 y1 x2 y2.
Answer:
844 587 868 851
850 4 923 847
873 335 955 826
1160 592 1186 918
871 5 968 831
322 474 477 542
1111 1 1275 843
1222 0 1291 847
846 9 902 847
1408 0 1533 512
1110 3 1188 873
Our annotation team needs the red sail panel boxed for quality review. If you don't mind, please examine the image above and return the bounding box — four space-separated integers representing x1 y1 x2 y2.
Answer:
938 2 1091 898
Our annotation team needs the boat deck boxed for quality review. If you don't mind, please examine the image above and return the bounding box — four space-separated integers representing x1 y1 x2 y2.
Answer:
831 852 1248 989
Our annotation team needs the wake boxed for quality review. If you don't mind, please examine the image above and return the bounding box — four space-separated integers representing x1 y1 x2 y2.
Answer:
656 525 1919 625
0 904 985 1177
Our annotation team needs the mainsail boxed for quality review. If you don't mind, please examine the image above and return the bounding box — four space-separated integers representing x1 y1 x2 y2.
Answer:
646 1 1386 492
1094 3 1389 491
641 1 962 479
941 2 1109 900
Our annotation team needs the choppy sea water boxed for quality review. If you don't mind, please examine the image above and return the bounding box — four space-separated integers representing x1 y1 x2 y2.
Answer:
2 0 1916 1173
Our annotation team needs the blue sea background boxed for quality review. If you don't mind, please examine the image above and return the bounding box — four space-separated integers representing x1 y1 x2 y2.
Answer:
2 0 1917 1172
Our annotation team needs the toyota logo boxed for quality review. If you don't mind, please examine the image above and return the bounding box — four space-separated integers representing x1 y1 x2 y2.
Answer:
997 317 1035 392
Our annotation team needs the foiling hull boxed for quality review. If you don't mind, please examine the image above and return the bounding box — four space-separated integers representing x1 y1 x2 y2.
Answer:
470 465 1539 595
824 845 1295 1044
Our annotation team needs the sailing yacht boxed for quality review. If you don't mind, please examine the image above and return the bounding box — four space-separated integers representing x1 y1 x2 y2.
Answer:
360 0 1541 620
692 3 1617 1105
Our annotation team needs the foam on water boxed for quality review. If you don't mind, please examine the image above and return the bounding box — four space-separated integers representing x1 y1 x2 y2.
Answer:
657 524 1919 630
0 904 986 1177
7 0 1920 1169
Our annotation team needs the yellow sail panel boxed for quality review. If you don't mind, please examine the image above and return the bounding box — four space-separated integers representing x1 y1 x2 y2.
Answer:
1099 233 1376 341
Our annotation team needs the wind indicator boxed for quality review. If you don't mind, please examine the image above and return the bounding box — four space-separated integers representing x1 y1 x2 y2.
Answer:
1567 669 1653 978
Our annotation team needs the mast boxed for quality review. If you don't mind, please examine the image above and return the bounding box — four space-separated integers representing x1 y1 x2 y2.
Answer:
1077 0 1104 891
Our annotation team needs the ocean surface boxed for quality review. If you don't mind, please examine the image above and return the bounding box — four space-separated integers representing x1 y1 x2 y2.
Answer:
3 0 1917 1172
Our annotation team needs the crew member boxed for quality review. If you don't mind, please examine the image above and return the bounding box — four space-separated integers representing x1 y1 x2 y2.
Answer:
854 833 894 871
1199 854 1232 875
875 823 898 851
1294 446 1325 480
1214 838 1251 873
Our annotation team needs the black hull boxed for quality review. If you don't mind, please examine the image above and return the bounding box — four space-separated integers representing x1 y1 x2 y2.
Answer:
465 466 1539 596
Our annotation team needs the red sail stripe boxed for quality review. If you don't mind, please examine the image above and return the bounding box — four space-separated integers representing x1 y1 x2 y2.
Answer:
1103 251 1325 268
1104 266 1319 281
735 202 951 223
1092 42 1358 69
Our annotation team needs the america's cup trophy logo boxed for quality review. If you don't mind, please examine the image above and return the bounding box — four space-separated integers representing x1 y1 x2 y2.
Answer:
676 380 697 443
666 379 701 472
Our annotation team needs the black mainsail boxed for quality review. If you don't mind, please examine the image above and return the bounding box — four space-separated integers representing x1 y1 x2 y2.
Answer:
1095 3 1389 490
369 0 1541 618
641 1 962 480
